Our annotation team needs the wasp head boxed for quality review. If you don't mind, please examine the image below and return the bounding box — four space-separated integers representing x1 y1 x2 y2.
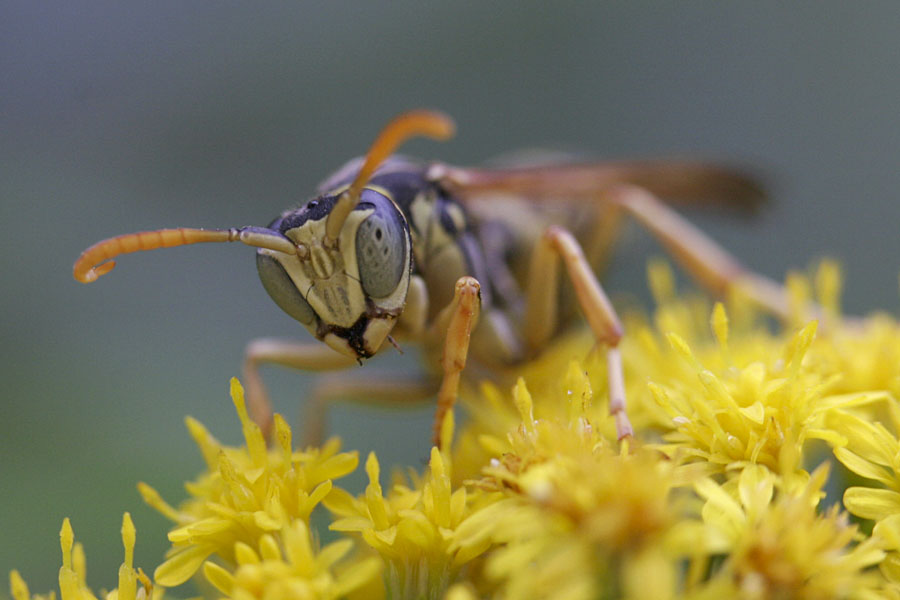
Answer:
256 188 412 359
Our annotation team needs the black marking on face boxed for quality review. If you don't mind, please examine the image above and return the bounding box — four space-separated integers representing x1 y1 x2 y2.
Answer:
272 195 339 233
317 314 373 358
315 300 402 359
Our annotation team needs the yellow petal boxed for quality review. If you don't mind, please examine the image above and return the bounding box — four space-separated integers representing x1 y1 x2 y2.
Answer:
843 487 900 521
439 408 456 455
373 526 398 546
880 552 900 583
60 518 74 569
72 542 87 586
9 570 30 600
121 513 136 567
834 447 897 488
310 452 359 482
332 556 382 597
874 514 900 550
234 541 259 565
230 378 267 467
827 411 897 466
711 302 729 350
819 392 890 411
321 486 358 517
154 545 214 587
783 321 817 373
364 453 390 530
137 483 181 523
696 478 744 538
738 464 774 513
738 402 765 425
184 416 221 470
304 479 333 513
273 413 293 459
258 534 281 561
282 521 314 570
513 378 535 433
330 517 375 533
117 516 138 600
814 259 842 316
202 561 234 595
443 583 478 600
167 518 231 543
666 333 703 371
315 539 354 570
252 511 281 531
647 259 676 304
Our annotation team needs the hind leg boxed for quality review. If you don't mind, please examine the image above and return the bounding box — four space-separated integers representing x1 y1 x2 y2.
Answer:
607 184 793 319
524 225 633 440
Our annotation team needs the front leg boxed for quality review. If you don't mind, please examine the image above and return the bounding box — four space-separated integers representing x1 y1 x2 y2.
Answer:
303 374 438 447
429 277 481 448
242 339 357 439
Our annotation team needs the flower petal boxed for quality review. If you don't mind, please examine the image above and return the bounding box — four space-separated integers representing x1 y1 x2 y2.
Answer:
154 545 214 587
843 487 900 520
834 447 897 488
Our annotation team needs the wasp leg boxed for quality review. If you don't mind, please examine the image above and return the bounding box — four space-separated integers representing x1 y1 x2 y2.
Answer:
242 339 357 439
525 226 633 440
608 184 791 320
303 375 438 447
428 276 481 448
583 202 625 274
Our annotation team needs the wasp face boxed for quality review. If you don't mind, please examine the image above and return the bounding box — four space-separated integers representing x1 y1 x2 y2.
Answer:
256 188 412 359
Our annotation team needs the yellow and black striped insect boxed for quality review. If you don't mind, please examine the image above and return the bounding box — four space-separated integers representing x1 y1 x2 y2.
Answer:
74 110 789 447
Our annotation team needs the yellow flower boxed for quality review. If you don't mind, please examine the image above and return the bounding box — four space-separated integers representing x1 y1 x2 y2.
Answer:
792 260 900 401
19 260 900 597
827 407 900 582
829 409 900 520
645 294 885 476
695 463 884 599
460 261 887 481
815 312 900 399
9 514 156 600
201 520 381 600
140 378 359 587
450 374 705 600
326 424 498 600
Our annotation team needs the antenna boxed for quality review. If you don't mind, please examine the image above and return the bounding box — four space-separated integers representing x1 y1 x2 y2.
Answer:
73 226 296 283
323 109 455 244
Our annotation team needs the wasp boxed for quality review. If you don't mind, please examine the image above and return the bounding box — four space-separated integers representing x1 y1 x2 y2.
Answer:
74 110 789 447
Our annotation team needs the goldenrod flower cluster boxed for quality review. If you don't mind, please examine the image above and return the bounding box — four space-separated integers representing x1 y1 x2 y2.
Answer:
12 260 900 599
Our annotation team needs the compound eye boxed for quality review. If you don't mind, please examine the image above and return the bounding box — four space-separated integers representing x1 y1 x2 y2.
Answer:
256 252 316 325
355 197 408 298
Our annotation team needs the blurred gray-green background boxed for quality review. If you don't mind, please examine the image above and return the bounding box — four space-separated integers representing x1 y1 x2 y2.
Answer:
3 2 900 592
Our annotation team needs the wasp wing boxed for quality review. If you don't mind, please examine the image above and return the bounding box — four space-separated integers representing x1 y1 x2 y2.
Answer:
431 160 766 212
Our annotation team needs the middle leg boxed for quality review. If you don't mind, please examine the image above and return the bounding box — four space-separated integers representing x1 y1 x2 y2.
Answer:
524 225 634 440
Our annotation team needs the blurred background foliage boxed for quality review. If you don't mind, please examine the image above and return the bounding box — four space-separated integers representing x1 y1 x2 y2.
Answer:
2 1 900 591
